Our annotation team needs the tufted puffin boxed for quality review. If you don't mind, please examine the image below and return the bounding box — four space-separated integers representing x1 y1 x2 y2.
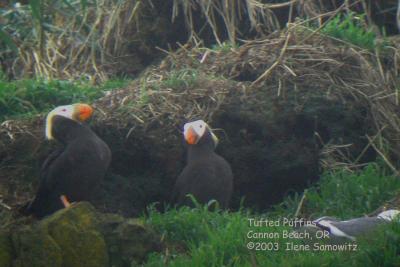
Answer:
173 120 233 208
22 103 111 218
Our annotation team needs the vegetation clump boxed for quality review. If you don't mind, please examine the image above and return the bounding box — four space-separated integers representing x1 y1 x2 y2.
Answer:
321 12 377 50
0 78 129 121
273 163 400 218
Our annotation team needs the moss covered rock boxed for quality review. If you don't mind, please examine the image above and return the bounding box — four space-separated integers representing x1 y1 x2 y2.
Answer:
8 202 160 267
41 203 108 267
0 231 13 267
99 213 161 267
12 226 62 267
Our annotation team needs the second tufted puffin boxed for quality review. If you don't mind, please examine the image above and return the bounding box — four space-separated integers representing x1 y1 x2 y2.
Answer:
173 120 233 208
22 103 111 218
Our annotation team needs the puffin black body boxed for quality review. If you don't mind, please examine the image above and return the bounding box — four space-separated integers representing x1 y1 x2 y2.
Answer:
173 120 233 208
23 104 111 218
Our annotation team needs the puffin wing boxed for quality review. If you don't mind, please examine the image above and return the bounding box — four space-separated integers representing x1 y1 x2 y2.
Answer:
172 165 206 205
20 147 64 215
173 161 230 207
25 148 74 217
172 167 192 204
40 146 65 177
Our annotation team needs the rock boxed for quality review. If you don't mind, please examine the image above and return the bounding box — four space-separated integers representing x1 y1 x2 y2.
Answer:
7 202 160 267
12 226 63 267
98 213 161 267
12 202 107 267
41 203 108 267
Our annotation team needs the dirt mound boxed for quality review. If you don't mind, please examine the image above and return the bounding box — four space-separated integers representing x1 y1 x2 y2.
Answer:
1 27 399 214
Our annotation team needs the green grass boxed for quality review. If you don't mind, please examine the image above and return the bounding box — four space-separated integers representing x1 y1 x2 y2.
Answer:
352 221 400 267
144 207 400 266
0 78 129 121
321 12 376 50
159 68 227 92
211 42 239 52
274 163 400 219
143 163 400 266
161 69 198 89
161 69 199 89
144 204 271 266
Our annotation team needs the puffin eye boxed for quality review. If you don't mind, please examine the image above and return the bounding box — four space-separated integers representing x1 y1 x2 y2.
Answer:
199 125 203 128
62 109 67 112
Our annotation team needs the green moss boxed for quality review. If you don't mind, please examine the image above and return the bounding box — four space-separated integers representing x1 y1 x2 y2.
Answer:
49 225 107 267
119 219 159 260
41 202 98 231
99 216 161 266
4 201 162 267
12 227 62 267
42 202 108 267
0 231 13 267
12 203 109 267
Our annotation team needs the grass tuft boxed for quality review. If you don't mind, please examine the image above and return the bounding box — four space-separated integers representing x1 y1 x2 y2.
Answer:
0 78 129 121
321 12 376 50
274 163 400 219
211 42 239 53
161 69 199 89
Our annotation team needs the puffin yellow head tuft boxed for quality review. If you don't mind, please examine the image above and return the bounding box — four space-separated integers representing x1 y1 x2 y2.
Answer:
45 103 93 140
183 120 219 147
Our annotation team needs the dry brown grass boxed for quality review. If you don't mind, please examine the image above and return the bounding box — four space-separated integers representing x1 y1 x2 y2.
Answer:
8 0 162 81
5 0 393 81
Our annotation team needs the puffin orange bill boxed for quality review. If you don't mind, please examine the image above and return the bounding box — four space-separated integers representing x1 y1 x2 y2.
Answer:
75 103 93 121
185 126 199 145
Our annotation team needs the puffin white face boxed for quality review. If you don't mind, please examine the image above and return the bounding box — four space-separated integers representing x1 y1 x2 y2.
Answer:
45 103 93 140
183 120 219 146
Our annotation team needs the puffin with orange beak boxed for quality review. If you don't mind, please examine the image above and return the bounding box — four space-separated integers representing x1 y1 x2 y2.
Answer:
22 103 111 218
173 120 233 208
